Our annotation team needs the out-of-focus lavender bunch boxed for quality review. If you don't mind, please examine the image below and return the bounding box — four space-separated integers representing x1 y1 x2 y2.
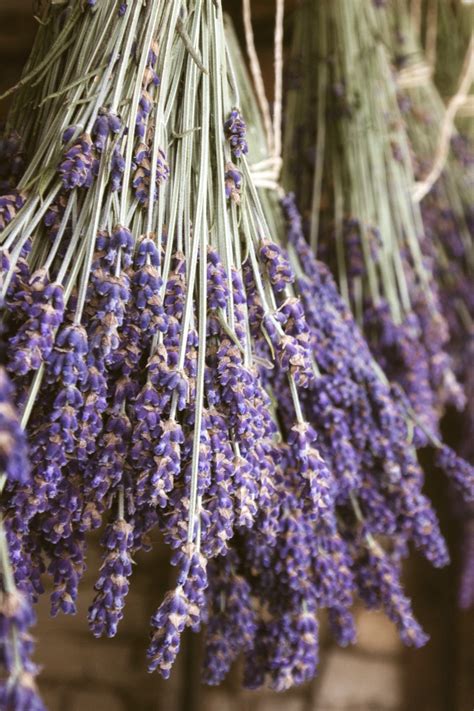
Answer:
284 0 474 615
283 0 470 462
387 0 474 608
388 1 473 378
0 0 473 699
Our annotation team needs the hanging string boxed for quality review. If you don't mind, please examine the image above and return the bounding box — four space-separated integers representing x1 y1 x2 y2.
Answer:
273 0 285 173
413 34 474 202
410 0 423 39
242 0 275 155
243 0 285 195
397 60 433 88
425 0 438 69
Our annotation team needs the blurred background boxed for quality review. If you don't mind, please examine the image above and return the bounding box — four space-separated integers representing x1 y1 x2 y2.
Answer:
0 2 472 710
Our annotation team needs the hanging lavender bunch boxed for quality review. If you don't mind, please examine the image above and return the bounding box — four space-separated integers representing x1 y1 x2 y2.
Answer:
283 0 465 441
384 0 474 607
0 0 333 688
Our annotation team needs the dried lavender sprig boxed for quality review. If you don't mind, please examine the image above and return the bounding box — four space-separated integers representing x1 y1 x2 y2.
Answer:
0 506 44 711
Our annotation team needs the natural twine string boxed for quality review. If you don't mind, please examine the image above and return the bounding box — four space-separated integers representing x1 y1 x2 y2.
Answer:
425 0 438 70
242 0 275 156
412 34 474 202
243 0 285 196
397 60 433 88
410 0 423 38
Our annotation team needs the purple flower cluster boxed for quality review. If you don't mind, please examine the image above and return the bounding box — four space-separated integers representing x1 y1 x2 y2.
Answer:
0 369 29 484
92 110 121 152
224 109 248 159
148 549 207 678
132 144 169 205
224 162 242 203
0 192 25 232
58 133 96 190
7 270 64 377
0 590 45 711
89 518 134 637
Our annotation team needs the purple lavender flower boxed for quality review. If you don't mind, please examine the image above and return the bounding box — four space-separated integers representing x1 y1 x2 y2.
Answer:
132 144 169 205
58 133 96 190
147 587 189 678
48 533 85 616
7 270 64 376
0 192 25 232
92 109 121 152
435 445 474 501
207 247 229 311
181 551 208 630
259 239 294 292
110 146 125 191
136 92 153 140
288 423 335 519
84 411 132 503
89 518 134 637
356 546 429 647
0 369 29 484
0 585 45 711
130 236 167 335
88 262 131 362
270 607 320 691
0 672 46 711
224 162 242 203
0 590 36 671
224 109 248 159
202 554 256 685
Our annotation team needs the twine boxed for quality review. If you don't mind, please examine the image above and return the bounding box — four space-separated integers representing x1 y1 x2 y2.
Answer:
425 0 438 70
412 34 474 202
397 60 433 88
243 0 285 195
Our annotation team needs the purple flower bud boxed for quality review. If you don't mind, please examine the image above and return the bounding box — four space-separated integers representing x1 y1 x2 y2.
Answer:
147 588 189 677
132 144 169 205
224 109 248 159
0 368 29 484
58 133 96 190
7 271 64 376
0 671 46 711
0 192 25 232
259 239 294 291
89 519 134 637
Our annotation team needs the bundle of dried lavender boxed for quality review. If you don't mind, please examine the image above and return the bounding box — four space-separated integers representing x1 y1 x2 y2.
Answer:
384 0 474 607
0 0 340 689
220 16 473 687
283 0 473 466
384 1 473 381
0 0 472 699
